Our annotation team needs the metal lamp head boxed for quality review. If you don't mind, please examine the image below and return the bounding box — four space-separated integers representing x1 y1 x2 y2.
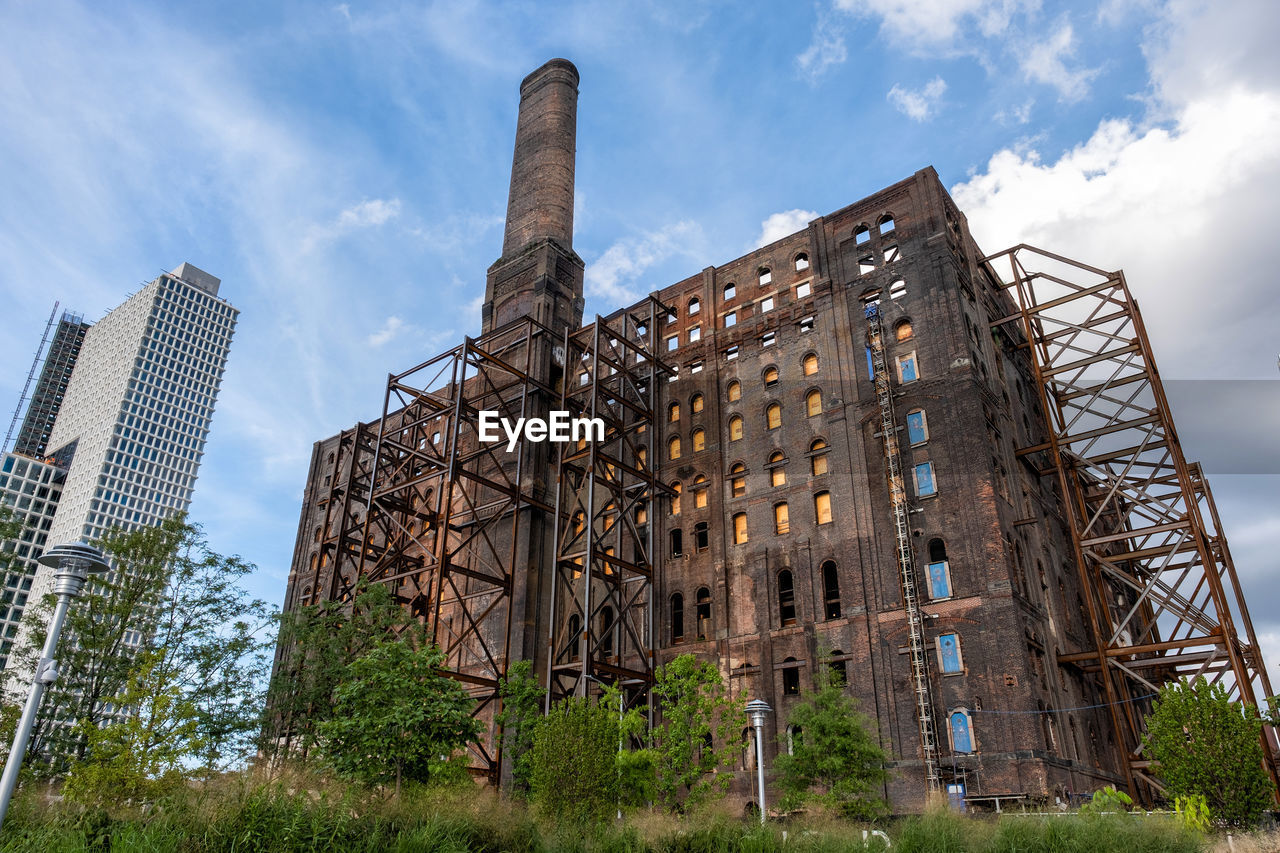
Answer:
746 698 772 728
38 543 111 598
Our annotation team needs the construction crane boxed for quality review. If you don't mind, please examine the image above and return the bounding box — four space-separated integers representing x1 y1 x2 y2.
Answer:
2 302 58 455
865 299 941 793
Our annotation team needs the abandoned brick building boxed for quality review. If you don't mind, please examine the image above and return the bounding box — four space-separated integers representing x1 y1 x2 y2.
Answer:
271 59 1277 812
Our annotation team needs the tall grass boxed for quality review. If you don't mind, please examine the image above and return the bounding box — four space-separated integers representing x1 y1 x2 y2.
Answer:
0 774 1214 852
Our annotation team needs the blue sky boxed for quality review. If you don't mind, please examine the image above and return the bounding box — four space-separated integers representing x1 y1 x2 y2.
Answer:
2 1 1278 684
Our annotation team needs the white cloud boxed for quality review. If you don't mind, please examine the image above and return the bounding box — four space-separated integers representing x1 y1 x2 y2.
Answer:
754 209 819 249
585 221 706 305
304 197 402 251
796 9 848 81
833 0 1032 49
993 98 1034 125
1019 23 1098 102
887 76 948 121
366 315 406 347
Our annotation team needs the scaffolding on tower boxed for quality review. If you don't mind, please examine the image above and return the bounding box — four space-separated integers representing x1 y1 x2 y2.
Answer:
983 244 1280 803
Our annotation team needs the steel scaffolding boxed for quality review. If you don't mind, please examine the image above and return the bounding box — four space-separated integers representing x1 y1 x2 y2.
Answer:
545 297 672 715
983 244 1279 802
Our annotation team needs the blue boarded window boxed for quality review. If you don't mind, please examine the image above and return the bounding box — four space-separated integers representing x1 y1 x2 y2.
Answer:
906 410 928 445
928 561 951 599
897 352 918 383
950 711 973 753
939 633 962 673
914 461 937 497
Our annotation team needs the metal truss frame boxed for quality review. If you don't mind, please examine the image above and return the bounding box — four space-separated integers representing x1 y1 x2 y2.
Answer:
983 244 1279 802
545 298 672 715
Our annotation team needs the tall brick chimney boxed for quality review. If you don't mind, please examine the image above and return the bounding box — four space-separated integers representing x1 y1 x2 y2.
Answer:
482 58 585 335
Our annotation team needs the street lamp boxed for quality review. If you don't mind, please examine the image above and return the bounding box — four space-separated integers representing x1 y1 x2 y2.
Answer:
0 543 110 829
746 698 772 824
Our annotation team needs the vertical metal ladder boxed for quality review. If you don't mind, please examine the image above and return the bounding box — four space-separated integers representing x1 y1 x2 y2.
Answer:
865 300 941 793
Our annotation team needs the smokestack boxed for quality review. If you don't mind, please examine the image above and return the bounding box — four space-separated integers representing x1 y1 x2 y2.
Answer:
501 58 579 256
482 59 585 335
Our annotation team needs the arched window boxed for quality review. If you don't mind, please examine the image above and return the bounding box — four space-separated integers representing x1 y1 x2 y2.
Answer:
601 606 614 655
668 435 682 460
803 353 818 375
694 520 709 551
878 213 895 235
568 614 581 661
691 393 704 413
889 278 907 300
688 296 701 315
732 512 748 544
693 474 709 508
769 451 786 487
782 657 800 695
795 253 809 272
814 491 833 524
696 587 711 640
727 380 741 402
724 282 737 301
759 267 772 287
822 560 841 619
670 594 684 643
806 389 822 417
906 409 928 445
938 632 962 673
927 538 951 598
729 415 743 441
810 438 829 476
950 710 974 753
778 569 796 625
692 428 706 453
763 366 779 387
730 463 746 498
669 481 681 516
668 402 680 422
774 502 790 535
854 225 870 245
766 403 782 430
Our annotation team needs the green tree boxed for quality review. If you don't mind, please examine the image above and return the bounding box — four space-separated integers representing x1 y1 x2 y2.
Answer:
1145 676 1274 826
261 579 410 764
774 668 889 819
317 634 480 795
23 516 273 774
530 695 620 825
649 653 745 811
0 505 25 763
496 659 545 795
61 651 201 804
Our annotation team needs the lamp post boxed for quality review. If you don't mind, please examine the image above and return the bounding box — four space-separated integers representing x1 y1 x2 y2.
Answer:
0 543 110 829
746 698 772 824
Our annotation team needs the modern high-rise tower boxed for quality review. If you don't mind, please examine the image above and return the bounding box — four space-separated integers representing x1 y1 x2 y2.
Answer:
2 262 238 695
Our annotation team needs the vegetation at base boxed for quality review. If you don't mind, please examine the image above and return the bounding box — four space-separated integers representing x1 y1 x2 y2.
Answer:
316 632 480 795
1144 676 1273 826
0 778 1213 852
648 654 745 811
497 659 545 795
774 664 889 819
530 695 621 825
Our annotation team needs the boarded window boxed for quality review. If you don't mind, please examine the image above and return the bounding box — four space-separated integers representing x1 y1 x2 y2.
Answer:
810 438 829 476
733 512 748 544
730 463 746 498
774 502 790 535
729 415 743 441
766 403 782 430
814 491 833 524
803 353 818 375
806 389 822 417
727 381 741 402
